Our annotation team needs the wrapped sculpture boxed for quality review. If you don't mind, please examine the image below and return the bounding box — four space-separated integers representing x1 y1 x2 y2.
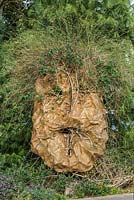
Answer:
31 71 108 172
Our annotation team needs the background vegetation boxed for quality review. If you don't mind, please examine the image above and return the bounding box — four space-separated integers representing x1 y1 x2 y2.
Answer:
0 0 134 199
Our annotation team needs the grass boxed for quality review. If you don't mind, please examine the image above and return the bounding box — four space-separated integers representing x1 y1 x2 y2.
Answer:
0 29 134 199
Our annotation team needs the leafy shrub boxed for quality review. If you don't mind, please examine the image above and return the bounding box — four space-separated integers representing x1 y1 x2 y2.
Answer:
74 181 119 198
39 66 57 76
0 29 133 156
27 0 134 42
96 59 124 110
39 45 83 70
0 153 23 169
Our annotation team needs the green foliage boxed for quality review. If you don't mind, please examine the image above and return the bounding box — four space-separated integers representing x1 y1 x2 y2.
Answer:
96 59 124 110
0 0 134 44
0 18 6 43
0 154 68 199
0 1 133 199
0 42 35 154
39 46 83 71
0 85 34 154
16 189 66 200
0 153 23 169
0 147 133 199
0 34 83 155
28 0 134 42
86 39 134 124
0 30 133 155
50 175 73 194
74 181 119 198
39 66 57 76
122 128 134 149
63 45 83 69
0 0 25 40
53 86 62 95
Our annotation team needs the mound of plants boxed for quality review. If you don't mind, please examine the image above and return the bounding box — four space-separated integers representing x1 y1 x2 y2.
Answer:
0 32 133 154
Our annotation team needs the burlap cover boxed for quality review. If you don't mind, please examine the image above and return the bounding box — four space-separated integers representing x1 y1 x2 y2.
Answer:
31 72 108 172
